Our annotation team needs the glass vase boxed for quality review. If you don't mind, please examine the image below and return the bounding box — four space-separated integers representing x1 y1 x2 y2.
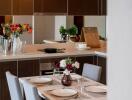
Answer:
2 38 12 55
61 69 72 86
53 68 60 77
13 37 22 55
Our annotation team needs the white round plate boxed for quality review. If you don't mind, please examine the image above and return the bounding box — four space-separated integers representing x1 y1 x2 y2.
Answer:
71 74 81 80
85 86 107 93
76 47 91 50
29 77 52 84
50 89 78 97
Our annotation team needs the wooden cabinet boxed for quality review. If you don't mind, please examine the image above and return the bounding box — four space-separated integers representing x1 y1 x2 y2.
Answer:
13 0 33 15
34 0 42 13
68 0 99 15
101 0 107 15
94 56 106 84
0 0 11 15
18 59 40 77
0 0 106 15
0 61 17 100
0 59 39 100
34 0 67 14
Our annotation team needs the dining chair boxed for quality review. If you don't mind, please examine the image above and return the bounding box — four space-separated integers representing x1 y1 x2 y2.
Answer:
82 63 102 82
6 71 24 100
22 80 42 100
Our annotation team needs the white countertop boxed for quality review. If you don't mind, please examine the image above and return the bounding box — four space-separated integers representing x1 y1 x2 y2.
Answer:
0 42 106 61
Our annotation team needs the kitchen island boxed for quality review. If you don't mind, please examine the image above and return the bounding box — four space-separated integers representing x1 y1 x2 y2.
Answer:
0 41 106 61
0 41 106 100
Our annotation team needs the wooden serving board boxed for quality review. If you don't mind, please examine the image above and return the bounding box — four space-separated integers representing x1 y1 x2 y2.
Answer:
80 27 101 48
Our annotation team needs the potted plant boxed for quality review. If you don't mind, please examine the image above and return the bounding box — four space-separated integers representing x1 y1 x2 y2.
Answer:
67 25 79 42
59 26 67 41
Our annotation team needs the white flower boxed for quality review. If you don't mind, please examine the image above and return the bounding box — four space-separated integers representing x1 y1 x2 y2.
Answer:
60 59 66 68
72 61 80 69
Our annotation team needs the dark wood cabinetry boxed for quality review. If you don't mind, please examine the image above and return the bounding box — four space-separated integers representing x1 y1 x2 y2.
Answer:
0 0 11 15
101 0 107 15
13 0 33 15
94 56 106 84
0 0 106 15
18 59 40 77
34 0 42 13
0 59 39 100
68 0 99 15
34 0 67 14
0 61 17 100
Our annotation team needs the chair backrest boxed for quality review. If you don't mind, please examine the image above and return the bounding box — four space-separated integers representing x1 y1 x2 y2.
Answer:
6 71 24 100
82 63 102 81
22 80 41 100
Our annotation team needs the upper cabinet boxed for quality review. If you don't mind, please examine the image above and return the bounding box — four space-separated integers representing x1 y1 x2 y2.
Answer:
68 0 106 15
13 0 33 15
34 0 67 15
101 0 107 15
0 0 106 15
34 0 42 13
0 0 11 15
68 0 99 15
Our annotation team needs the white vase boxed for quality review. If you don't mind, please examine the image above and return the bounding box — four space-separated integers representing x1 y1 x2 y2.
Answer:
13 37 22 54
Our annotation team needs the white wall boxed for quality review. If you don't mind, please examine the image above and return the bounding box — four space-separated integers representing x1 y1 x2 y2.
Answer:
107 0 132 100
66 16 74 29
34 16 55 43
13 16 33 44
55 16 66 40
84 16 106 38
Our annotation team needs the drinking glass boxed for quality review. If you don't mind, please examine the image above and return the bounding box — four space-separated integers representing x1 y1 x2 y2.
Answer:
77 76 85 93
53 68 60 77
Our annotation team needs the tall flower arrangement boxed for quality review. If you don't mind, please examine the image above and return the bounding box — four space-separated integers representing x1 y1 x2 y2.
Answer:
0 23 32 55
0 23 32 39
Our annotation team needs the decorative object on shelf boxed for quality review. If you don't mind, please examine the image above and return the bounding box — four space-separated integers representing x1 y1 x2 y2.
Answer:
54 58 80 86
67 25 79 42
2 38 12 55
0 23 32 55
59 26 67 41
59 25 79 42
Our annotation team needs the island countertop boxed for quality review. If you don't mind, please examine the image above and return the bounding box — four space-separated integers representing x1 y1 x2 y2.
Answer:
0 41 106 61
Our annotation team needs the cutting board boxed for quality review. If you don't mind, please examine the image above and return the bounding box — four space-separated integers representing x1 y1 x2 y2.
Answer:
80 27 101 48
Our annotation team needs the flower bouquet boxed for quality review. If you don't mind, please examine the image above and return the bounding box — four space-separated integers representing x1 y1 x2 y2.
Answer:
0 23 32 55
53 58 80 86
0 23 32 39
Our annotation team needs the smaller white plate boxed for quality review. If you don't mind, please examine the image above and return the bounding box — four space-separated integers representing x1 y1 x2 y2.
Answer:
85 86 107 93
29 77 52 84
50 89 78 97
76 47 91 50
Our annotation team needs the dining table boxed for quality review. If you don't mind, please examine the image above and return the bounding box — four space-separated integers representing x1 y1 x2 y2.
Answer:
19 73 107 100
